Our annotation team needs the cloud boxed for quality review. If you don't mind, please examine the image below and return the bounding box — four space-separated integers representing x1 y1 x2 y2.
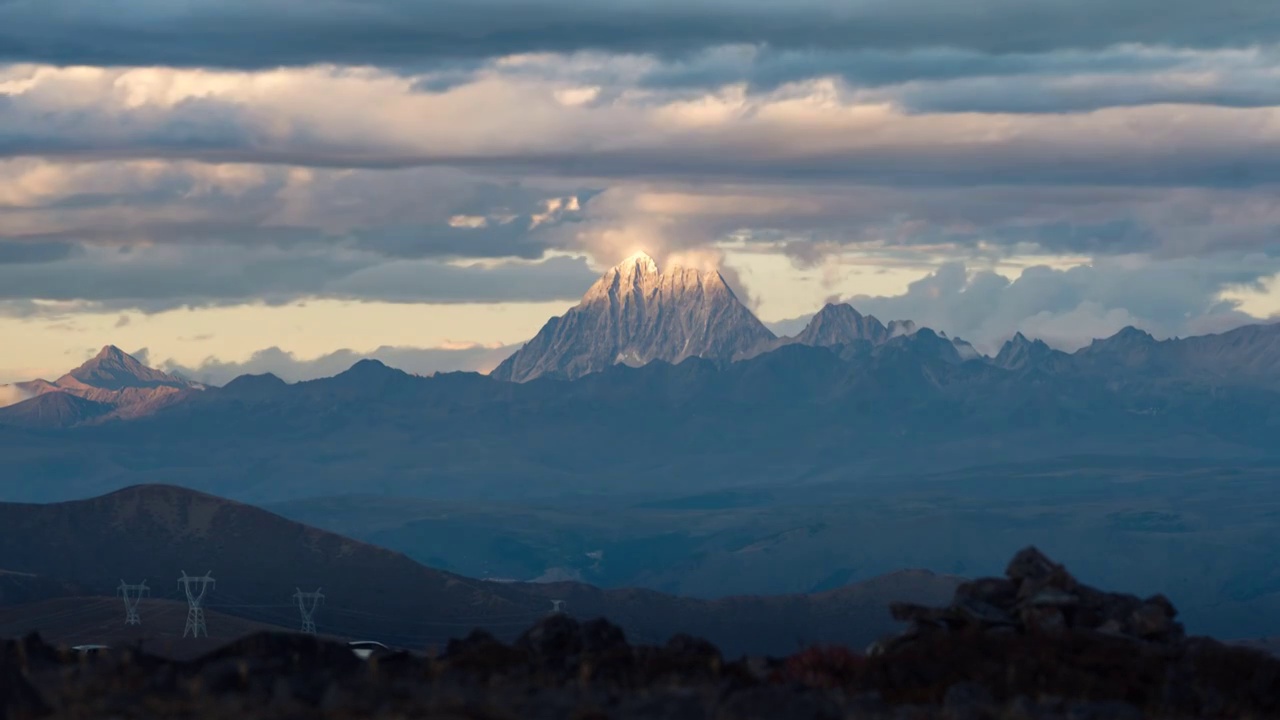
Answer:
835 253 1280 353
0 385 33 408
565 183 1280 263
3 64 1280 189
0 21 1277 336
637 44 1280 107
164 344 518 386
0 246 599 315
0 241 77 264
4 157 1280 317
0 157 594 259
0 0 1276 70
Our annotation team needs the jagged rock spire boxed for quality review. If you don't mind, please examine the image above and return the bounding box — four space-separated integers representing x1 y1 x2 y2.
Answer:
491 253 774 382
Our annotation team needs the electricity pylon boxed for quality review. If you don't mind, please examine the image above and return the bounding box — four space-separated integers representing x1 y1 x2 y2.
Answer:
178 571 215 638
550 599 566 614
293 588 324 635
117 580 149 625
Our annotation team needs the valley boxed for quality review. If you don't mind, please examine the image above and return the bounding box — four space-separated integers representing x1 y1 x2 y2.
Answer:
270 457 1280 642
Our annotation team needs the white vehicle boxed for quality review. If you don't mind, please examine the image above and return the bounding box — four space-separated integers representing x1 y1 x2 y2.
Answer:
71 644 111 654
347 640 389 660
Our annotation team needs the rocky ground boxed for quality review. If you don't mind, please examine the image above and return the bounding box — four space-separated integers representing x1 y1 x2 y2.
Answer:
4 548 1279 719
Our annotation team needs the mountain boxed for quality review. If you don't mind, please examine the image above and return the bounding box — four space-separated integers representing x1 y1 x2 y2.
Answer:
792 303 892 347
1069 323 1280 386
0 570 85 606
53 345 189 392
0 484 571 647
992 332 1068 371
1175 322 1280 378
491 253 775 382
219 372 289 398
0 346 202 425
748 302 981 363
0 485 958 656
0 392 114 429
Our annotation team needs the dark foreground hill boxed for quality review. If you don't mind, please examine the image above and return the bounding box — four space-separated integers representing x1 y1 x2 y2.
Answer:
0 597 291 661
4 549 1278 720
0 571 84 607
0 485 957 657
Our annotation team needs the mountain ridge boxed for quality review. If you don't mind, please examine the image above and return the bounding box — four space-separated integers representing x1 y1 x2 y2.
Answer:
3 319 1280 507
491 253 776 382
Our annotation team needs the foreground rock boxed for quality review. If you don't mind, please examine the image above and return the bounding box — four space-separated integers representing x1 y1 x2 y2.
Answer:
876 546 1185 655
5 548 1280 719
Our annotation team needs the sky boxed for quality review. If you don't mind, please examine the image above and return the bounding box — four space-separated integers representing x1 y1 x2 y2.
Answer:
2 0 1280 385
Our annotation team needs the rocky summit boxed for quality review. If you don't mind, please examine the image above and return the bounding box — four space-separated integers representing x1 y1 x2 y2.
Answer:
5 548 1279 720
0 346 202 426
491 252 775 382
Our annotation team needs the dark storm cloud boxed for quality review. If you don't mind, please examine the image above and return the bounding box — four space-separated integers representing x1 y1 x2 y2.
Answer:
881 70 1280 114
8 123 1280 190
4 59 1279 190
0 160 596 265
0 0 1275 69
839 218 1162 256
0 243 598 314
465 145 1280 189
356 222 556 260
0 96 253 158
636 45 1194 93
327 255 599 304
0 241 77 264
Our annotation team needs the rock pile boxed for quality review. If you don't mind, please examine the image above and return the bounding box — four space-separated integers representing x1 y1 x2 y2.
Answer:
3 548 1279 719
874 546 1184 655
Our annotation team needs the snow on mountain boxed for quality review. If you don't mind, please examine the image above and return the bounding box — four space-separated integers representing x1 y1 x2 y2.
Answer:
491 252 776 382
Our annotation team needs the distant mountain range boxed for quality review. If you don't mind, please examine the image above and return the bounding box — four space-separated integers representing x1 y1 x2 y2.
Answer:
492 253 976 381
0 484 957 656
1 321 1279 506
2 252 1279 505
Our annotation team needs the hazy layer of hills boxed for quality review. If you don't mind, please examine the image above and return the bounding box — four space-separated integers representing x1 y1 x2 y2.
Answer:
267 456 1280 642
3 311 1279 505
0 485 957 657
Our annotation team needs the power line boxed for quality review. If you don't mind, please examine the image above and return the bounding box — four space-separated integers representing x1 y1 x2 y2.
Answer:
293 588 324 635
178 571 215 638
117 580 149 626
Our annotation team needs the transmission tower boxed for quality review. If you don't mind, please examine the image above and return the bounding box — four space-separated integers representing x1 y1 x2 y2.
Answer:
550 599 566 614
293 587 324 635
178 571 215 638
117 580 149 625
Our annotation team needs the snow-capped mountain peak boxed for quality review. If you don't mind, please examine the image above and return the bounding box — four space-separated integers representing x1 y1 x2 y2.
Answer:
492 253 773 382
